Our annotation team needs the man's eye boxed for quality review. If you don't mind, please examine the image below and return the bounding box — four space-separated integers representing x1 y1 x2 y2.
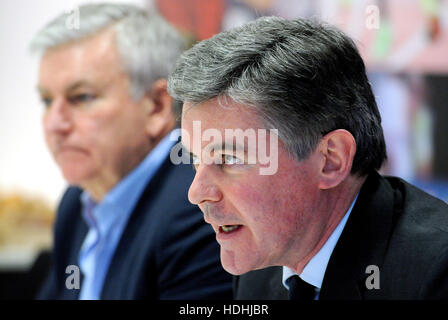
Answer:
223 154 243 165
41 97 52 108
68 94 96 105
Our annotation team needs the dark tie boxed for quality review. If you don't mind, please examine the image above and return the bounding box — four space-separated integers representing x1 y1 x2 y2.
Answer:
286 275 315 300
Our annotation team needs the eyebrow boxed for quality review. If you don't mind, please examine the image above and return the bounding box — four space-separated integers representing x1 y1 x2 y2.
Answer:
67 81 89 90
182 142 247 158
205 142 247 154
37 86 48 96
37 80 96 95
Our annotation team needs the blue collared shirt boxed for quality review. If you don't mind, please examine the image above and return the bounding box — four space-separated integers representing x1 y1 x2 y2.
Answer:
78 134 176 300
282 194 358 300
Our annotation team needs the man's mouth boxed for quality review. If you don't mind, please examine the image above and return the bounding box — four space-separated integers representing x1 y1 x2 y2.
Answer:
56 145 89 157
219 225 242 233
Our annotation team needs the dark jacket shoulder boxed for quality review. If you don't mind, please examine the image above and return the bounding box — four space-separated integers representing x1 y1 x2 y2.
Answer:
235 173 448 300
38 159 232 300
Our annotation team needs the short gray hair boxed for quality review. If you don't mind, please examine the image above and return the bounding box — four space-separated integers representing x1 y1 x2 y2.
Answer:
31 3 186 108
168 16 387 176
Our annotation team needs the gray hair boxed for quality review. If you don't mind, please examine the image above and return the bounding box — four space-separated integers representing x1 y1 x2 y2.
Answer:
168 16 387 176
31 3 186 110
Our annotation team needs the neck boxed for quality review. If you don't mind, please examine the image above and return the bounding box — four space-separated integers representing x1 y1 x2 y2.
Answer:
292 174 367 274
81 145 154 203
80 127 174 202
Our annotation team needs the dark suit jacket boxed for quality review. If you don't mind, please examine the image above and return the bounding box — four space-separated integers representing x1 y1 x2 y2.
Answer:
38 156 232 299
234 172 448 300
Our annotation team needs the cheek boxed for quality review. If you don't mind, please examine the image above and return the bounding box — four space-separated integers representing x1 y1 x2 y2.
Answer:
42 116 56 150
231 183 269 211
42 114 51 134
75 111 115 148
230 181 283 231
90 106 145 146
234 175 309 232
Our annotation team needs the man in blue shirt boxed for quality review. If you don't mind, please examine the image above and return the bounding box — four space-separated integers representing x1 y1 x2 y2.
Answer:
32 3 232 299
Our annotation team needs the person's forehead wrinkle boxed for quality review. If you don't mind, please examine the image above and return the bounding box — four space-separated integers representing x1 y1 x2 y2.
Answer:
65 75 117 94
184 98 232 117
41 36 122 93
182 101 198 116
65 80 94 92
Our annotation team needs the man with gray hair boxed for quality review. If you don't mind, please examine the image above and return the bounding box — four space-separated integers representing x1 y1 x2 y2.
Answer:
168 17 448 299
32 3 232 299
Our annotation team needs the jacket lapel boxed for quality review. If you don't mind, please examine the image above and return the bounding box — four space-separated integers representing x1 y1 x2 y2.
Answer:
319 172 397 299
100 155 173 299
56 187 88 300
235 266 288 299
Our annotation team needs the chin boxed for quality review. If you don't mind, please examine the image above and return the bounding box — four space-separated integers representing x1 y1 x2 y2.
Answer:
221 250 254 276
60 166 93 186
222 264 244 276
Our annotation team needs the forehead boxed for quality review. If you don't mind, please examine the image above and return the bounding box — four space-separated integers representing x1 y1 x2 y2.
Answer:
181 98 275 159
38 29 124 90
182 98 265 131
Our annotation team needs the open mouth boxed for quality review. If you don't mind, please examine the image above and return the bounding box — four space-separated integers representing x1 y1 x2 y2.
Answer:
219 225 242 233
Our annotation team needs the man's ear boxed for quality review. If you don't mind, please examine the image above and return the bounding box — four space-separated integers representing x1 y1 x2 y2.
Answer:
142 79 175 140
317 129 356 190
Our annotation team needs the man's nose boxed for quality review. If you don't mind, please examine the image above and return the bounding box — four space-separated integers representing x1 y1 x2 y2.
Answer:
43 98 73 133
188 165 222 205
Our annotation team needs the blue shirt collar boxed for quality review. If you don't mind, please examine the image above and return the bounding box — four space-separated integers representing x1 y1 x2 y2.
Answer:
282 193 359 289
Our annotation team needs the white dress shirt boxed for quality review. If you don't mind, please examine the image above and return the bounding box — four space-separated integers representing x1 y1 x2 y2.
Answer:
282 194 359 299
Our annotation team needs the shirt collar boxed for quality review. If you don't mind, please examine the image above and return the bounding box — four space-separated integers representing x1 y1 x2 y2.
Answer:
282 193 359 289
80 132 176 236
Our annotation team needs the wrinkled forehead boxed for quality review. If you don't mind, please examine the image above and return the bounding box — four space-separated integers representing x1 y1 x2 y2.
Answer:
180 98 272 153
182 98 264 129
38 29 124 90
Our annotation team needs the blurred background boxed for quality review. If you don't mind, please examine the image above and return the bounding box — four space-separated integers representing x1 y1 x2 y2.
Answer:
0 0 447 298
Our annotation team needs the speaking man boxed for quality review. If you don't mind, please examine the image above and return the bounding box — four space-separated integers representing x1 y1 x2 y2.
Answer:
167 17 448 299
